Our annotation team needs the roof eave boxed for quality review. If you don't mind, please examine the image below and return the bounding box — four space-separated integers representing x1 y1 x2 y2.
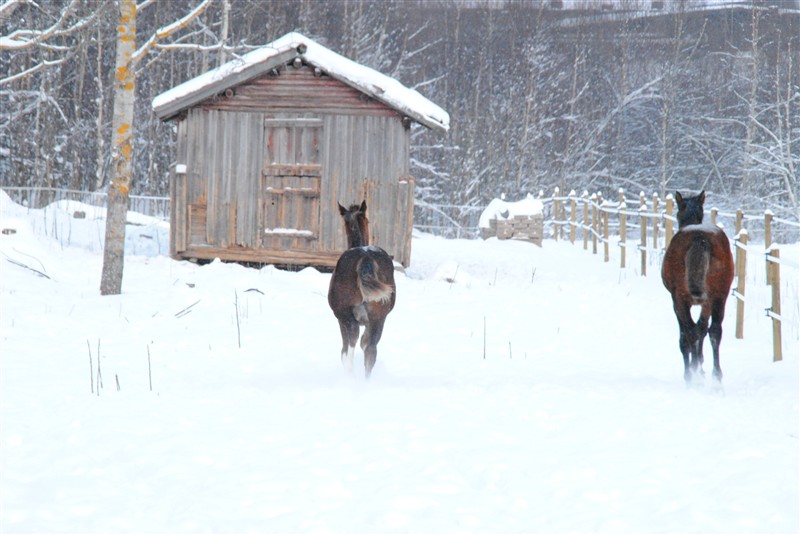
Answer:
306 62 448 133
152 48 300 121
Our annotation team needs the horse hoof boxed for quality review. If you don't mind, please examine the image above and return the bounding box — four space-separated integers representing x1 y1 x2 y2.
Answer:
684 371 705 388
341 358 354 373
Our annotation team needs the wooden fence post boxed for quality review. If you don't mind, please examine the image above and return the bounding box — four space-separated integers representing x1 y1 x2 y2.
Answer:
591 193 598 255
711 207 718 226
597 192 605 256
735 229 748 339
665 193 674 249
597 191 604 215
735 210 743 264
570 190 577 244
583 191 589 250
735 209 743 232
639 193 647 276
767 247 782 362
603 201 610 263
652 192 659 253
765 210 773 282
554 187 561 242
619 189 626 269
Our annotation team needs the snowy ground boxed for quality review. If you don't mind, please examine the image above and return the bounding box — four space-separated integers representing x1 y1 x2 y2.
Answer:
1 191 798 533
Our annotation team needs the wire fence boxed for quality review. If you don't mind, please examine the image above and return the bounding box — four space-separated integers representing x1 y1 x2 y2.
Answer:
2 187 170 220
7 186 796 246
4 185 796 360
413 200 483 239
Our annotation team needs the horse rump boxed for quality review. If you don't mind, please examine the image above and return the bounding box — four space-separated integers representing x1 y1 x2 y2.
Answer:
357 254 394 304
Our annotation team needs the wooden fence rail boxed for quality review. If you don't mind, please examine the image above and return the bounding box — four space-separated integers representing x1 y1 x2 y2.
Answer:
545 188 798 364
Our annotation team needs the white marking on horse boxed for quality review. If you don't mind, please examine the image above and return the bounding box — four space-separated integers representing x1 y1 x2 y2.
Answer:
341 345 355 373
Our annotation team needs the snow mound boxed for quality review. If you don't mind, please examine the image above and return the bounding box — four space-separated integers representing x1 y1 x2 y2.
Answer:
479 194 544 229
0 216 62 280
0 190 170 257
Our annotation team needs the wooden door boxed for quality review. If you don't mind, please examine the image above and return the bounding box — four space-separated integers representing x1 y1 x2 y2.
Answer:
262 116 322 252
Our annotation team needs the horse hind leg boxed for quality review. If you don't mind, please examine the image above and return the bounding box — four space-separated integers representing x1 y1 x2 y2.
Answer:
363 316 387 379
674 301 697 385
338 317 359 373
694 311 710 377
679 322 696 385
709 300 726 382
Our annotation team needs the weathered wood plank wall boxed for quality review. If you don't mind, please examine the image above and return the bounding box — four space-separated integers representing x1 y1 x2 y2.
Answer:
320 114 411 264
172 64 415 267
200 68 398 116
169 117 190 255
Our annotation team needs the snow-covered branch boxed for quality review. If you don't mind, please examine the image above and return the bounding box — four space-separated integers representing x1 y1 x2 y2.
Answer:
136 0 157 12
0 0 78 50
0 58 65 86
0 0 101 85
130 0 213 65
0 0 28 18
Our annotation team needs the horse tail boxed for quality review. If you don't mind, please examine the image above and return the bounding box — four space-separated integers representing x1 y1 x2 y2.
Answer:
357 256 394 304
685 234 711 300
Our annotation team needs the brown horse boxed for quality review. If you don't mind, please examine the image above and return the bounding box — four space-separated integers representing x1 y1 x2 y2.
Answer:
328 201 396 378
661 191 734 385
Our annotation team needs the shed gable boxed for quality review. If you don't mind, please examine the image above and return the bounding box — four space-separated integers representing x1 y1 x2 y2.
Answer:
200 66 402 118
153 32 448 132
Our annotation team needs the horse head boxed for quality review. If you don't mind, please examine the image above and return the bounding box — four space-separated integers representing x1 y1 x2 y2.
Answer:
675 191 705 229
338 200 370 248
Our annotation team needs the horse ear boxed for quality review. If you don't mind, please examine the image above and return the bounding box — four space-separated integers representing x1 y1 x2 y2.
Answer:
338 203 347 216
360 200 367 214
698 190 706 205
675 192 683 205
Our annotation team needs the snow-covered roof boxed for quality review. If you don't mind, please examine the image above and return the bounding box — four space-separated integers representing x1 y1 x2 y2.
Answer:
152 32 449 133
479 194 544 229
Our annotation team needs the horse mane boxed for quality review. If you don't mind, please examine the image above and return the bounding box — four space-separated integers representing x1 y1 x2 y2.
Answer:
339 201 370 249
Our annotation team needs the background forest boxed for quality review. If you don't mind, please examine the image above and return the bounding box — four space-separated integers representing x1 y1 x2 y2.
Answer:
2 0 799 229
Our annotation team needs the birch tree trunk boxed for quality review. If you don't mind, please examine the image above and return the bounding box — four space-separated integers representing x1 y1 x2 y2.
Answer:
217 0 231 67
94 22 106 192
100 0 136 296
741 4 761 198
99 0 211 295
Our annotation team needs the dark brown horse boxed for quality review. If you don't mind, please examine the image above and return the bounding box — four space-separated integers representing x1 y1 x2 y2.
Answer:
328 201 396 378
661 191 734 385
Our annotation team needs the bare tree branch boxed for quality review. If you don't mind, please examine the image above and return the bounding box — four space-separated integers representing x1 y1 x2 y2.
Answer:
135 0 156 12
1 0 78 50
0 58 65 86
130 0 213 65
0 0 101 85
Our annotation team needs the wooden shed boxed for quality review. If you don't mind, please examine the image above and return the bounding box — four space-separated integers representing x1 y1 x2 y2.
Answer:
152 32 448 268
